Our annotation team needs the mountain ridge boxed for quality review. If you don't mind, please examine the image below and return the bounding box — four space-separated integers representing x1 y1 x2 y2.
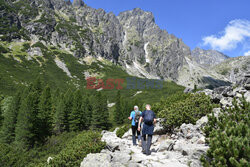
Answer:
1 0 248 89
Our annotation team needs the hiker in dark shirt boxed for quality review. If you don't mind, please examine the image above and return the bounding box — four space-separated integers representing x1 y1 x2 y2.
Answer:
138 104 156 155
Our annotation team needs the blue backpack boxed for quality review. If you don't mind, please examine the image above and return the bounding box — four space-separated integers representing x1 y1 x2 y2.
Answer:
144 110 154 125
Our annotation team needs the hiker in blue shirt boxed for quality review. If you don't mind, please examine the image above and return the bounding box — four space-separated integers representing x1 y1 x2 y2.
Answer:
138 104 156 155
128 106 142 146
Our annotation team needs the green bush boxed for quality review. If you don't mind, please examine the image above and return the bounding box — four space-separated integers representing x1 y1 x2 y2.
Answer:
201 98 250 167
116 124 130 138
158 93 213 131
21 43 30 52
153 93 190 114
0 131 105 167
0 45 8 54
32 42 47 50
49 131 105 167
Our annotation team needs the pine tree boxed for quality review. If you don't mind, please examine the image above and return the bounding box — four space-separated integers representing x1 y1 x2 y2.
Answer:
69 90 84 131
202 97 250 166
0 91 21 143
15 91 40 149
37 86 52 143
0 99 2 128
82 96 92 129
91 92 109 130
53 94 66 134
114 91 123 125
53 90 73 134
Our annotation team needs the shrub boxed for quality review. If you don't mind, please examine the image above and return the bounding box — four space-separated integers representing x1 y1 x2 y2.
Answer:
116 124 130 138
32 42 47 50
49 131 105 167
0 45 8 54
153 93 190 114
201 98 250 167
21 43 30 52
158 93 213 132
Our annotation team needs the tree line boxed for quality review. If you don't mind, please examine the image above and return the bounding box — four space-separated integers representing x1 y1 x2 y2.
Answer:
0 78 110 150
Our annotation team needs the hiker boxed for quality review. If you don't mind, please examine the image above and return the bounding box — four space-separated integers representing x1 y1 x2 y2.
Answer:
128 106 142 146
138 104 156 155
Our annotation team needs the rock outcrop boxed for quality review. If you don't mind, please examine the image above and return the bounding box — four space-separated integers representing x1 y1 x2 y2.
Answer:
72 0 84 7
200 72 250 108
191 47 229 67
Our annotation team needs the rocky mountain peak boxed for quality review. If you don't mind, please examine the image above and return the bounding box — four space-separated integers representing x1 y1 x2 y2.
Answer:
64 0 71 5
191 47 229 67
118 8 155 26
73 0 84 7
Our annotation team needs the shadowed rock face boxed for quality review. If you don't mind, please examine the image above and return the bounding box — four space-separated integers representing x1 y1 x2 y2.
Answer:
72 0 84 7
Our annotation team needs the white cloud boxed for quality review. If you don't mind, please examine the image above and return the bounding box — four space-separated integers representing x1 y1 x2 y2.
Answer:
203 19 250 51
244 50 250 56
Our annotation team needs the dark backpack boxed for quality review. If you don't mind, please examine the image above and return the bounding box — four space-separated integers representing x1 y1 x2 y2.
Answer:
134 111 141 123
144 110 154 125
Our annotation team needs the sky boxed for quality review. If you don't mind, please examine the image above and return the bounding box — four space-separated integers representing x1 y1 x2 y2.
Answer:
74 0 250 57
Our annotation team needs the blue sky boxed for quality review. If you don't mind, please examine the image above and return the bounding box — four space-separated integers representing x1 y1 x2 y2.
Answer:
74 0 250 57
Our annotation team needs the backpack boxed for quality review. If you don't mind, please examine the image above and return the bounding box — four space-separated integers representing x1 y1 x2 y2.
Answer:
144 110 154 125
134 111 141 123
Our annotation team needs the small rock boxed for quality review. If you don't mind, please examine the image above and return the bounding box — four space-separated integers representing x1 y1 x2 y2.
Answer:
197 136 206 144
245 84 250 90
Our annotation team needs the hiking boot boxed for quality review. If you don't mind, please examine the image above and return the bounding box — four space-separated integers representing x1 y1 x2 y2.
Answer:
146 151 151 156
142 149 146 154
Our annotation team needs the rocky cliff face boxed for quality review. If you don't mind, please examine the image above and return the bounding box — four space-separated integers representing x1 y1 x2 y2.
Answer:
117 8 190 80
1 0 244 89
191 48 229 67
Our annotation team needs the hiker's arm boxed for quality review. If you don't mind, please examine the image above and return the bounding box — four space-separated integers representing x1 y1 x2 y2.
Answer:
128 112 132 120
154 118 157 124
138 117 143 131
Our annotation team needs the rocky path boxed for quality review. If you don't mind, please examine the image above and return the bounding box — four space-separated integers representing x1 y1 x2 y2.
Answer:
80 111 216 167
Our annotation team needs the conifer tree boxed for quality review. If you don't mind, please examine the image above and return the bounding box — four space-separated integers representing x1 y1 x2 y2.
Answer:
69 90 84 131
91 92 109 130
114 91 123 125
53 94 66 134
15 91 39 149
37 86 52 143
0 91 21 143
82 96 92 129
0 99 2 128
53 90 73 134
202 97 250 166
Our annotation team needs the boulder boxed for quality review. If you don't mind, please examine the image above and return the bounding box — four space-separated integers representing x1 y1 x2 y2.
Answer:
245 84 250 90
244 91 250 102
157 139 175 152
122 129 132 139
195 116 208 129
154 118 167 135
111 152 131 164
80 153 112 167
220 97 233 107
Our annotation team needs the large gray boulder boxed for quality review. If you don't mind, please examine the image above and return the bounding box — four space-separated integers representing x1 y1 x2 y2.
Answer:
80 153 112 167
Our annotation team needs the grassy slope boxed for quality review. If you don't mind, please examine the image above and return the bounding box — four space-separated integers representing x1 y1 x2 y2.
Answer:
0 41 184 103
